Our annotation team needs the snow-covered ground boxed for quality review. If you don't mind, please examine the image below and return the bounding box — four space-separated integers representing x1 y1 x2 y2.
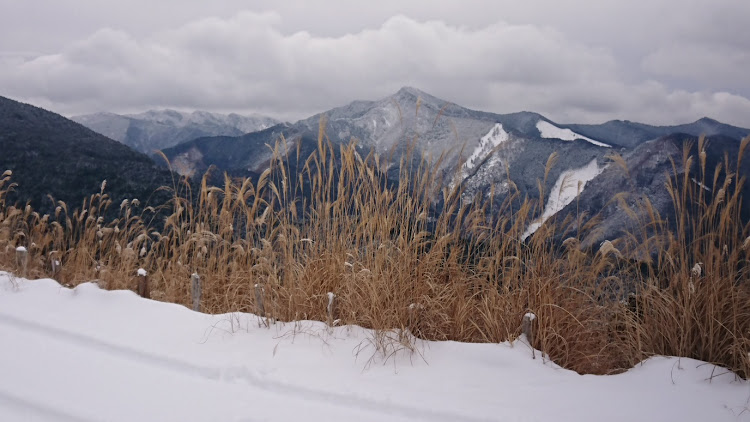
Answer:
1 272 748 422
523 158 605 239
536 120 611 148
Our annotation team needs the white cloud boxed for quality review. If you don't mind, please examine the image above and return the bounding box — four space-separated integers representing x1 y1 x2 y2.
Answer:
1 10 749 127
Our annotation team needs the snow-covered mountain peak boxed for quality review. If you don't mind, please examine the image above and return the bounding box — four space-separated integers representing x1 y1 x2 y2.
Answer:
129 109 185 125
391 86 448 110
395 86 426 98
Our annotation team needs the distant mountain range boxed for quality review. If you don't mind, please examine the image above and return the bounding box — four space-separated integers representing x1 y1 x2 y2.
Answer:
72 109 280 154
7 88 750 251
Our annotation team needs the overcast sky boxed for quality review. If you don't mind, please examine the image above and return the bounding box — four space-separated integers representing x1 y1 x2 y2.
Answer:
1 0 749 126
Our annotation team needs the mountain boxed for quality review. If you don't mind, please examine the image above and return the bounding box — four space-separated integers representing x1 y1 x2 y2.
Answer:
160 87 749 250
72 109 280 154
163 87 620 203
9 88 746 251
164 123 296 178
551 133 750 254
0 95 174 217
565 117 750 149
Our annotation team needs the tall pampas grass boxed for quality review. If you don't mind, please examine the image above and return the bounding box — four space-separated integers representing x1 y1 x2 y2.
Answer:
1 126 748 377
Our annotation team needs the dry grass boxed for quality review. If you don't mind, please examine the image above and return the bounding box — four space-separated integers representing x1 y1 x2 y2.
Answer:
1 128 749 377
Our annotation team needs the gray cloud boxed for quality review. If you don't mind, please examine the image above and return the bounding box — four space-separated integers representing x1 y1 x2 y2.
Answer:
0 3 749 127
642 44 750 93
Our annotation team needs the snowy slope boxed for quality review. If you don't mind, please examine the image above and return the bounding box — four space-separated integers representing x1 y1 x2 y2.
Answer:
523 159 605 239
464 123 510 172
536 120 611 147
1 273 748 422
452 123 515 200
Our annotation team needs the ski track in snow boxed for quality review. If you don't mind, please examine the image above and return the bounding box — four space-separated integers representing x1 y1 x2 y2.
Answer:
0 311 495 422
0 389 95 422
536 120 611 148
2 275 748 422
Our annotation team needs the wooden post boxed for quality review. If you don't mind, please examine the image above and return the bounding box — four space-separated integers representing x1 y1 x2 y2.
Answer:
50 256 61 278
522 312 537 358
254 284 265 317
137 268 150 299
327 292 336 326
190 273 201 312
15 246 28 278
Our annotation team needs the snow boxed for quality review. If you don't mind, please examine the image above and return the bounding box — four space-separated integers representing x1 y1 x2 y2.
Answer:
536 120 611 148
692 177 712 192
523 159 605 239
137 268 147 277
123 109 278 135
15 246 26 253
452 123 511 193
464 123 510 172
524 312 537 321
1 272 748 422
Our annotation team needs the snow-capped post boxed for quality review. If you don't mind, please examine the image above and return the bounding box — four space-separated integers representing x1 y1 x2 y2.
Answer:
16 246 28 278
50 254 61 277
326 292 336 326
254 284 265 317
190 273 201 312
522 312 537 358
137 268 150 299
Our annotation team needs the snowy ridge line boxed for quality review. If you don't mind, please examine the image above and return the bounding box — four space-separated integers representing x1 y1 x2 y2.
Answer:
0 311 497 422
452 123 510 192
464 123 510 172
0 388 95 422
536 120 611 148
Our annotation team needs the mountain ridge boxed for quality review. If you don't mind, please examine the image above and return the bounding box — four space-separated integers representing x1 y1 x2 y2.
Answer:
157 87 749 250
0 95 174 218
72 109 280 154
